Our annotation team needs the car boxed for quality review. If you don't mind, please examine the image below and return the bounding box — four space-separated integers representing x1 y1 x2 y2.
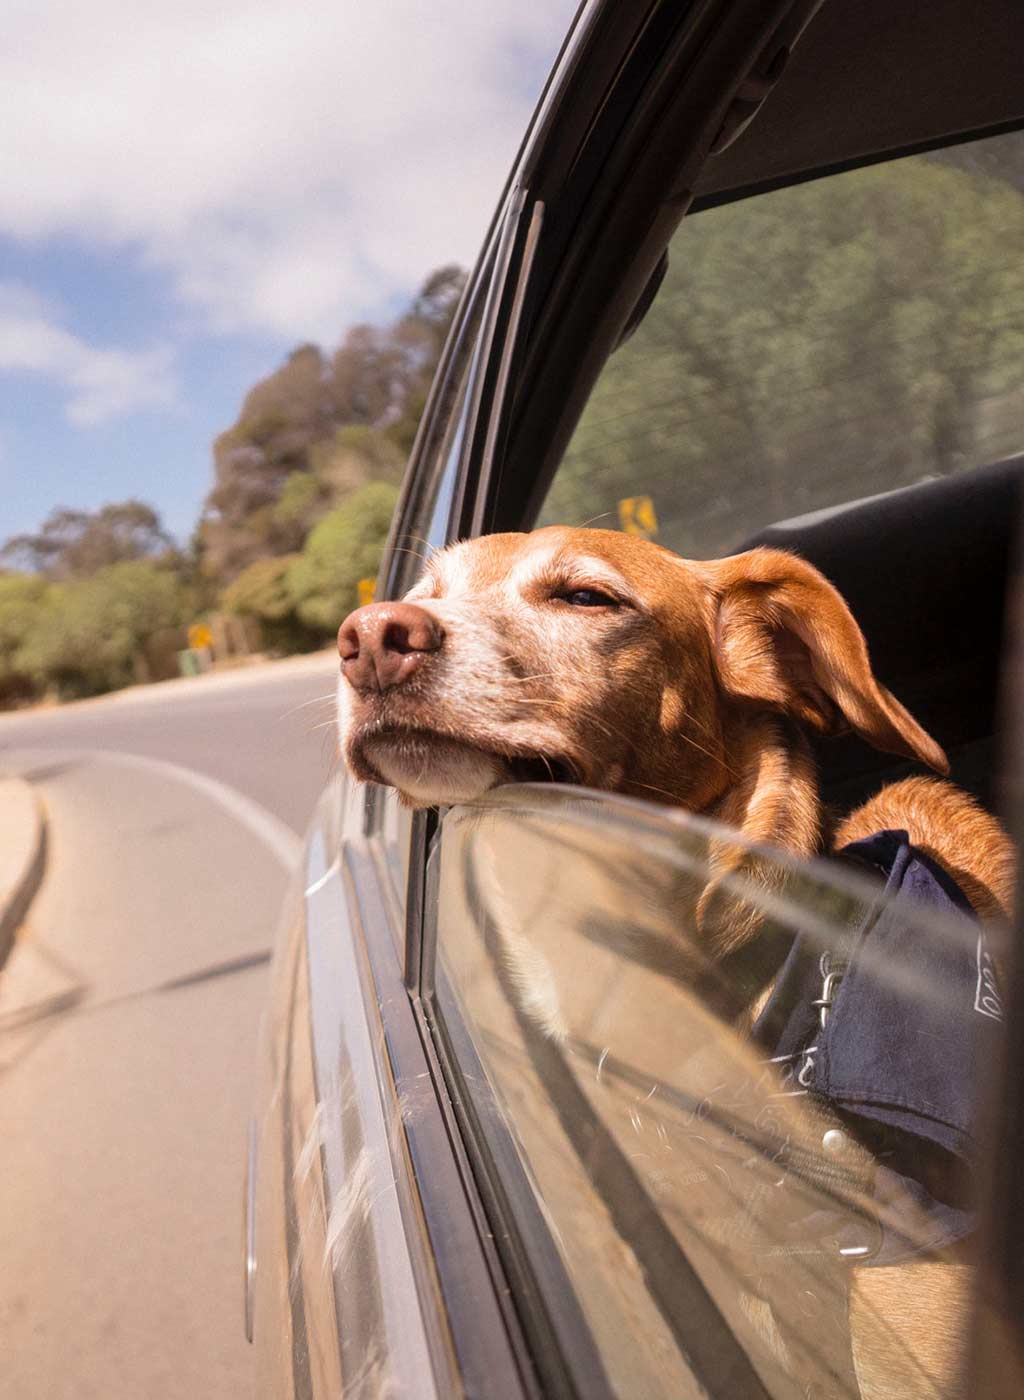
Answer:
246 2 1024 1396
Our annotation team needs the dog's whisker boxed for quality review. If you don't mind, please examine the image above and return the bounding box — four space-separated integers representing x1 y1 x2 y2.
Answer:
397 532 438 560
629 778 691 804
305 718 342 736
675 728 733 773
500 672 563 685
281 691 339 721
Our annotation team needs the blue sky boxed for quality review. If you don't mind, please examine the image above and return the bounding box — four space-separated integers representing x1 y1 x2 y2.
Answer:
1 0 578 547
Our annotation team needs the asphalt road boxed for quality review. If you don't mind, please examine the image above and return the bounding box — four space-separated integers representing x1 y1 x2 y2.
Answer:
0 651 341 1400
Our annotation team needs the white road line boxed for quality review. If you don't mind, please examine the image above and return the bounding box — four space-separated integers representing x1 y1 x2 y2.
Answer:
7 746 303 872
97 750 303 870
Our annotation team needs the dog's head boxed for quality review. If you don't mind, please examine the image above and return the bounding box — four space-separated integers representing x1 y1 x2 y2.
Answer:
336 526 946 809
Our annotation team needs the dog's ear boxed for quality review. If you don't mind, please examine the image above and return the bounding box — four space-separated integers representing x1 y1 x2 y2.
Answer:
700 548 948 774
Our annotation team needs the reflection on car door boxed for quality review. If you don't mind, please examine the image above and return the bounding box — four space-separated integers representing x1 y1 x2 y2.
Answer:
429 785 998 1398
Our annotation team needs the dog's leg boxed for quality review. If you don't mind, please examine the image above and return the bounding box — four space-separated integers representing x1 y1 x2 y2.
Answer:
848 1262 972 1399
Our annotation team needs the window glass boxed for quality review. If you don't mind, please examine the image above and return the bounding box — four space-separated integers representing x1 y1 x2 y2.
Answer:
376 792 413 911
538 130 1024 553
433 787 1003 1398
389 282 486 600
367 256 492 912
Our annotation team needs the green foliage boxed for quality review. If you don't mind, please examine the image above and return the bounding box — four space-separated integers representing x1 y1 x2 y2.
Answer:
0 574 51 704
17 561 188 699
541 157 1024 557
0 262 462 701
220 554 321 653
287 482 399 631
222 555 300 620
272 474 326 531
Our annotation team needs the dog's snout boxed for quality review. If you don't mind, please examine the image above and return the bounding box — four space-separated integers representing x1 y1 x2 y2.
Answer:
338 601 445 693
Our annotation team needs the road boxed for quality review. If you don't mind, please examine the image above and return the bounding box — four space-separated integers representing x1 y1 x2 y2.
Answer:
0 651 341 1400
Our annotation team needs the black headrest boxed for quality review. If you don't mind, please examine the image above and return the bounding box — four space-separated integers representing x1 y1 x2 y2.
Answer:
742 456 1023 802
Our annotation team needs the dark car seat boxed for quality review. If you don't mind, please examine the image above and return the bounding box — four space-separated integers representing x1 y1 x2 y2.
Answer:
742 455 1024 817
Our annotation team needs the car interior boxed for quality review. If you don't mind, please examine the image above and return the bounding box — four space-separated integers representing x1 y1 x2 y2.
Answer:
746 453 1023 818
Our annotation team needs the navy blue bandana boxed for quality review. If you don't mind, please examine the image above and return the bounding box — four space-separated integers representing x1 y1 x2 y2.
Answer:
753 829 1003 1265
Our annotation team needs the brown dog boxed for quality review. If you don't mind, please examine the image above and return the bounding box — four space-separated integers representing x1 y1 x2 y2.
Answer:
336 525 1013 1396
337 526 1011 914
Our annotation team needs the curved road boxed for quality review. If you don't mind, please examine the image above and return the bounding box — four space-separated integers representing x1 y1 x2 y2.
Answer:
0 651 341 1400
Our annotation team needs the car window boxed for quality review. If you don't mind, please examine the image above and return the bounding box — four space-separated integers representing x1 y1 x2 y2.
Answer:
368 254 495 914
388 260 493 600
371 188 542 919
430 785 1003 1398
537 129 1024 554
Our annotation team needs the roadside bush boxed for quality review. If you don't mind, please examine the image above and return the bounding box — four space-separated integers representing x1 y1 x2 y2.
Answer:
220 555 321 654
18 561 189 698
0 574 50 706
287 481 399 632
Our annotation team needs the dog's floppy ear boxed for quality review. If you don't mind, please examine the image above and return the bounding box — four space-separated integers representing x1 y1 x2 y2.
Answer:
700 548 948 774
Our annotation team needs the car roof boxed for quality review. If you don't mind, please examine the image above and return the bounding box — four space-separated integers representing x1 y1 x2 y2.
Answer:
524 0 1024 212
700 0 1024 202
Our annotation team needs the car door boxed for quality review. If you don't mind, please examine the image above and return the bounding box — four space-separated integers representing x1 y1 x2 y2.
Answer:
251 1 1024 1396
396 2 1024 1396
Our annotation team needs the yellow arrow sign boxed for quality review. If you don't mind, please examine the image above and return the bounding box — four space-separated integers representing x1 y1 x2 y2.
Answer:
357 577 376 607
187 622 213 650
618 494 658 538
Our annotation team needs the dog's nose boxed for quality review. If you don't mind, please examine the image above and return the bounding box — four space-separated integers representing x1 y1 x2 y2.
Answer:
337 602 445 693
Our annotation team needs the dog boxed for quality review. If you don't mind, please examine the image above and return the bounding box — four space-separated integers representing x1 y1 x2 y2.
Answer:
336 525 1013 1397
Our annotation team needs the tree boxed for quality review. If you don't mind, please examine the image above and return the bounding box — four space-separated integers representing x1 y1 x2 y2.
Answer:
1 500 175 579
268 473 330 553
310 424 405 499
196 265 465 587
384 264 466 453
286 482 399 632
220 555 320 653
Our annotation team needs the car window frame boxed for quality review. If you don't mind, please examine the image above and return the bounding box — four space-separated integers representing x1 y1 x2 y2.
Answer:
363 189 523 932
376 182 547 988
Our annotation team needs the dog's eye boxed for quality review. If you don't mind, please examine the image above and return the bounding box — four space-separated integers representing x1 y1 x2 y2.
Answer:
555 588 619 608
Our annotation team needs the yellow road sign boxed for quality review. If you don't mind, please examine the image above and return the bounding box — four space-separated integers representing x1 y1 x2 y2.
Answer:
187 622 213 650
618 494 658 538
357 577 376 607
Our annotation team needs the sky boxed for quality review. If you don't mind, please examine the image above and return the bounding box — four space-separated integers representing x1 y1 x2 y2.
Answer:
1 0 579 546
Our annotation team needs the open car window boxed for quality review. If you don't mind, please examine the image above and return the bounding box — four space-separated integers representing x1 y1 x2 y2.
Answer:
430 786 1006 1398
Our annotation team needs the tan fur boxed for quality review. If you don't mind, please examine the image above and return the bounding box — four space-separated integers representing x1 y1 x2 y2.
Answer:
848 1264 974 1400
835 775 1014 924
336 526 1014 1396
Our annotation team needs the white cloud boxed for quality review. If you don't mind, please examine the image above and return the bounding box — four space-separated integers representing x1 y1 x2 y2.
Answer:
0 0 578 343
0 281 178 425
